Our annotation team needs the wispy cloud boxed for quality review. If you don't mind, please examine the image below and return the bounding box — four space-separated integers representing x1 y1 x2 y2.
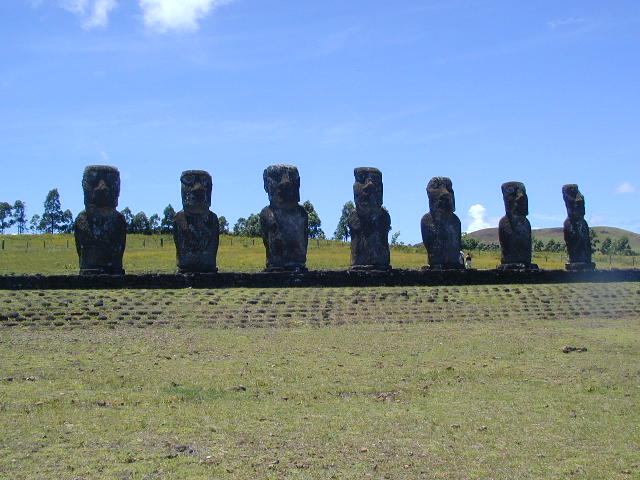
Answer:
61 0 118 29
547 17 584 29
616 181 636 194
466 204 491 232
139 0 233 33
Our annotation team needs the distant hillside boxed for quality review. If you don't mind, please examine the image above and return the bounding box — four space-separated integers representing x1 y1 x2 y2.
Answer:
468 226 640 251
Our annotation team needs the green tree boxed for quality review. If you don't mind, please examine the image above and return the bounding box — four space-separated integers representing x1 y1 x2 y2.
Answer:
149 213 160 234
600 237 613 255
121 207 134 233
391 231 402 246
233 217 247 236
59 209 74 233
40 189 67 234
589 228 599 254
461 233 479 250
0 202 12 234
532 238 545 252
12 200 27 234
160 204 175 234
219 216 229 234
613 236 632 256
131 212 151 234
333 201 355 241
303 200 325 239
244 213 262 237
29 214 42 233
232 214 262 237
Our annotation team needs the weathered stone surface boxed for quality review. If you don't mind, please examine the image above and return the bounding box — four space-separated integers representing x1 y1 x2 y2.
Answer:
74 165 126 275
4 269 639 290
498 181 538 270
562 184 595 271
421 177 463 270
348 167 391 270
260 164 308 271
173 170 219 273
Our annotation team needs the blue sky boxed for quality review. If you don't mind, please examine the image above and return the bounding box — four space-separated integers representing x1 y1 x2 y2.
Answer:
1 0 639 242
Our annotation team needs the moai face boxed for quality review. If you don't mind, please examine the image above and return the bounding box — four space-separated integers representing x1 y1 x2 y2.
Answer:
263 164 300 207
82 165 120 209
427 177 455 213
181 170 212 212
353 167 383 212
563 184 585 219
502 182 528 217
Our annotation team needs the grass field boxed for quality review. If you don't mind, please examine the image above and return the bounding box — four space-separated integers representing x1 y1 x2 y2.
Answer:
1 234 638 274
1 283 640 479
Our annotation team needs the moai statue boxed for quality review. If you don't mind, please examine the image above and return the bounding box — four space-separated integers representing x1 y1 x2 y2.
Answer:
562 184 595 271
173 170 219 273
348 167 391 270
497 181 538 270
260 164 308 272
421 177 464 270
74 165 126 274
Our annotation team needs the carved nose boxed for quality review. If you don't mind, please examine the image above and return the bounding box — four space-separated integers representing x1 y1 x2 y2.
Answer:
363 179 375 193
96 179 108 191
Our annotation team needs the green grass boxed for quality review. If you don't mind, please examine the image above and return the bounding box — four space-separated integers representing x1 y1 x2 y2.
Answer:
1 234 637 274
1 283 640 479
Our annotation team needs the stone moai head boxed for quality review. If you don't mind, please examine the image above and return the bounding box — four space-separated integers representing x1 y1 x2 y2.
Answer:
263 164 300 207
181 170 212 212
353 167 383 212
82 165 120 209
562 184 585 219
427 177 455 213
502 181 528 217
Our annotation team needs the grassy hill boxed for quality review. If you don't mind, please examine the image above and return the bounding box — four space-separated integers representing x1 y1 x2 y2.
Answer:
468 226 640 251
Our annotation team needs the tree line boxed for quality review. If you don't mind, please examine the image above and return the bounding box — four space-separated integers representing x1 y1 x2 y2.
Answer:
2 193 637 256
0 190 73 234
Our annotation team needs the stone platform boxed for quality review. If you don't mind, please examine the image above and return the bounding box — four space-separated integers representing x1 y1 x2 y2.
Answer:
1 268 639 290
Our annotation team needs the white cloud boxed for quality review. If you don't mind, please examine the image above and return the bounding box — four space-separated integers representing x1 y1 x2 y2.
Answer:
139 0 232 33
547 17 584 29
60 0 117 29
616 181 635 194
466 204 491 232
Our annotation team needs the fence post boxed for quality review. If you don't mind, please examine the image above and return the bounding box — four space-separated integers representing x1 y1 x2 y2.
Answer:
252 238 255 246
43 240 46 249
160 238 164 248
143 239 146 247
1 240 4 250
26 241 29 249
66 239 69 248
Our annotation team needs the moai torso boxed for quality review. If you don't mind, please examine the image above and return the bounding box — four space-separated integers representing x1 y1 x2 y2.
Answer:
562 184 594 269
498 214 532 265
421 177 463 269
260 165 308 271
74 165 126 274
348 167 391 270
498 182 537 269
173 170 219 273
